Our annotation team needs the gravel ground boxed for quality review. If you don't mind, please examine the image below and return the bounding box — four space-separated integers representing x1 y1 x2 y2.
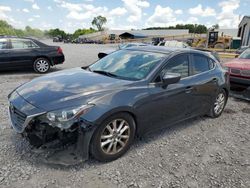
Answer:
0 41 249 188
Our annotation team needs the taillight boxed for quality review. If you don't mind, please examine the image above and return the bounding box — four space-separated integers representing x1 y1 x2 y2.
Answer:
57 47 63 54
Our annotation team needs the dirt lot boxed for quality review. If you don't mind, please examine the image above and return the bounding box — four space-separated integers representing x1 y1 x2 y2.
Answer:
0 42 249 188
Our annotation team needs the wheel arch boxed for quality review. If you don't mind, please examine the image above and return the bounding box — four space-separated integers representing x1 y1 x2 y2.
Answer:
33 56 52 65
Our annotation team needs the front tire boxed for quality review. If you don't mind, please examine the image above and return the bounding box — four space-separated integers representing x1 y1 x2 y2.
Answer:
33 58 50 73
90 113 136 162
209 90 227 118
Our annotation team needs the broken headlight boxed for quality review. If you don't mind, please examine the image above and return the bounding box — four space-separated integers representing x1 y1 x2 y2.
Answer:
42 104 94 129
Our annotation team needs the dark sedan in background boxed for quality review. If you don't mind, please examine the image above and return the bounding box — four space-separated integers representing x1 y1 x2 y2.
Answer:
8 46 229 163
0 36 65 73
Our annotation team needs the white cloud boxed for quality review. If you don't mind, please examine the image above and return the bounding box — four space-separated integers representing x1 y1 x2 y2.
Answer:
146 5 179 27
28 18 34 22
110 7 127 16
32 3 40 10
0 6 23 28
47 6 53 11
216 0 241 28
0 5 12 21
187 17 198 23
189 4 216 17
22 8 29 13
24 0 35 2
175 9 183 15
34 15 40 18
0 5 11 12
122 0 150 22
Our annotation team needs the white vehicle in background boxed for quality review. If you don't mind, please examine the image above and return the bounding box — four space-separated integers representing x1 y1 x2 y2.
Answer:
158 40 189 48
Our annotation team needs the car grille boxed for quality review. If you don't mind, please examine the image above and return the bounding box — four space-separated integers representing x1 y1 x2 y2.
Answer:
230 68 241 75
241 70 250 77
9 104 27 133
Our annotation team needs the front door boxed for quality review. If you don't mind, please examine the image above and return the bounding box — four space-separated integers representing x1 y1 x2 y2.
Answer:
140 53 196 132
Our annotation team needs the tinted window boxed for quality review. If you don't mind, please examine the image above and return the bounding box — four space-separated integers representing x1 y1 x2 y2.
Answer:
163 54 189 78
159 42 165 46
90 50 166 80
192 54 210 74
11 39 38 49
0 39 8 49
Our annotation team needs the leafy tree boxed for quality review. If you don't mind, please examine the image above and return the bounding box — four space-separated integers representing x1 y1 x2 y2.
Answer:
45 28 67 38
211 24 219 30
72 28 96 38
91 15 107 31
144 24 208 34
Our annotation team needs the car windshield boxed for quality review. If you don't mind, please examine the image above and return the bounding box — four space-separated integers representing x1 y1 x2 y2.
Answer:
89 50 166 80
239 49 250 59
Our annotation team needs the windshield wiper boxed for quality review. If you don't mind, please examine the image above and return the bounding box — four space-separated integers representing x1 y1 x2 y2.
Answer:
92 70 118 78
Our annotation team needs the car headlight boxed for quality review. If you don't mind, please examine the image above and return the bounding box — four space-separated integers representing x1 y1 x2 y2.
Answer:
44 104 94 129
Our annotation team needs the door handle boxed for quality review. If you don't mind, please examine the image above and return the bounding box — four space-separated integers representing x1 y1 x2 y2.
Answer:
185 86 193 93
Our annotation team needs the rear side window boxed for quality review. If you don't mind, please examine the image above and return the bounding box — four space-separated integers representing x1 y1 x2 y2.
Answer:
11 39 38 49
163 54 189 78
0 39 8 49
192 54 210 75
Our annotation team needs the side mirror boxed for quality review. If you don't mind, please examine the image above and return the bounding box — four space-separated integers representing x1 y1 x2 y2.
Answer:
162 73 181 87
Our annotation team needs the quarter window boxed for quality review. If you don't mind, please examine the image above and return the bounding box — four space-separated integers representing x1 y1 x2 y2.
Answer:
0 39 8 49
163 54 189 78
192 54 210 75
11 39 38 49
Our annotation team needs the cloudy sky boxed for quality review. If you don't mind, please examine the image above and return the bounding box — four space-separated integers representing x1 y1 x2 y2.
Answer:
0 0 249 33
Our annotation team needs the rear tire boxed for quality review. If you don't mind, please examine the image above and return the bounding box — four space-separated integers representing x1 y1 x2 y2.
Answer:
90 113 136 162
208 89 227 118
33 58 50 73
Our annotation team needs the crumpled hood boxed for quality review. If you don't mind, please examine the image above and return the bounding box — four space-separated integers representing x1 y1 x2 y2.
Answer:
224 58 250 69
16 68 131 111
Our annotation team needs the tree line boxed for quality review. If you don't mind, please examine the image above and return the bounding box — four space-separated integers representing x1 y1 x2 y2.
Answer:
1 17 212 40
144 24 209 34
0 16 108 39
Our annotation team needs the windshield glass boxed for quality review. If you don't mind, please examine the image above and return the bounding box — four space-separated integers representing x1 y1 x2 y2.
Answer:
89 50 166 80
239 49 250 59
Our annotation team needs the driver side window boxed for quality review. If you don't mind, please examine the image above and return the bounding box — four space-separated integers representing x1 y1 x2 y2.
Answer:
163 54 189 78
154 54 189 83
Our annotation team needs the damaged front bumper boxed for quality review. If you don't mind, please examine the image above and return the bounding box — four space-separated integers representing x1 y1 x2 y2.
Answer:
8 91 96 165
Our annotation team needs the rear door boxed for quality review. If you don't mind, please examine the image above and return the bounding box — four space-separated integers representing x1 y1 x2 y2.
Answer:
8 39 39 68
0 38 11 69
188 53 219 115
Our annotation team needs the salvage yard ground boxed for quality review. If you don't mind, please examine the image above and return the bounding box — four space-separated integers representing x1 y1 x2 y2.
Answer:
0 41 249 188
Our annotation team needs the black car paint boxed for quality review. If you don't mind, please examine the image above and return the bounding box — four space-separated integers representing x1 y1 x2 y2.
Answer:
0 37 64 70
8 47 229 163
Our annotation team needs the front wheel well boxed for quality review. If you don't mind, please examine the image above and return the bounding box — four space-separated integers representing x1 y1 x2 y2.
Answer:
222 88 229 98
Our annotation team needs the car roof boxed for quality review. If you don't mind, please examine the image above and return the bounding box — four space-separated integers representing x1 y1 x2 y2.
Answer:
126 46 208 55
0 35 36 40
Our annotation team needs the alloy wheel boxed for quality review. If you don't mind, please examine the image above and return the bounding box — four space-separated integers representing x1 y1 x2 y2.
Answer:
35 59 49 73
214 93 226 115
100 119 130 155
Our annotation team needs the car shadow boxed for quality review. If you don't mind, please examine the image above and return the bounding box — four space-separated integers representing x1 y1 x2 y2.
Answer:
10 115 207 170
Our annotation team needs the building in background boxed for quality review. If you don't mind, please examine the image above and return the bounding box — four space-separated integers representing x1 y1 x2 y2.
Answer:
238 16 250 46
79 29 189 41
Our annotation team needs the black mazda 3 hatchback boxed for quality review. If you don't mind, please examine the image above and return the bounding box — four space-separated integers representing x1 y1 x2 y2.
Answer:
8 46 229 162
